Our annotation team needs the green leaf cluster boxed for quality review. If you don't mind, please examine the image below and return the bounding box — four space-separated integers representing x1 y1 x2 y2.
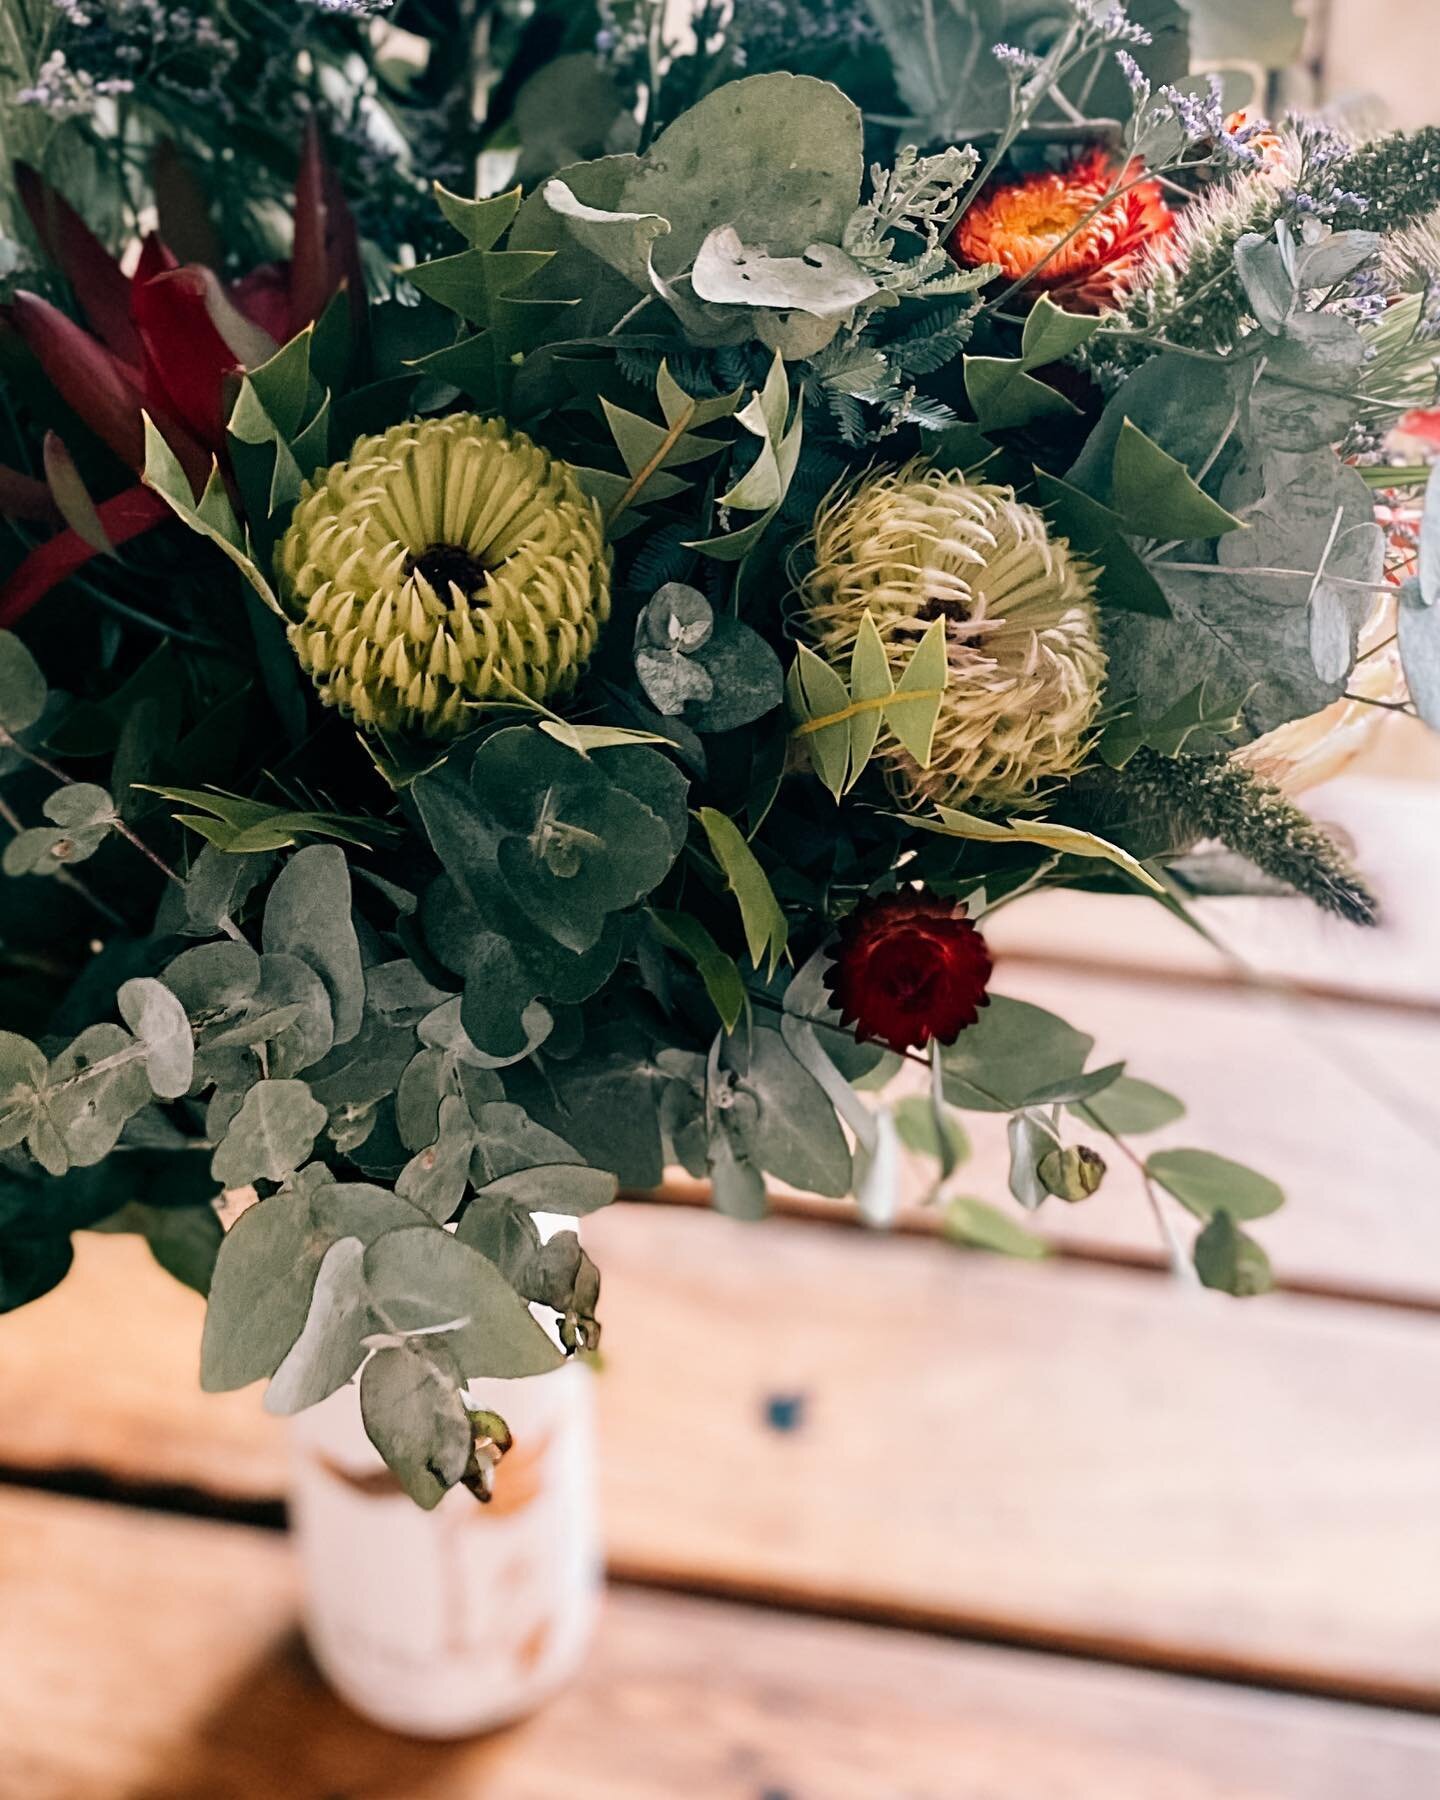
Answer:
786 613 947 798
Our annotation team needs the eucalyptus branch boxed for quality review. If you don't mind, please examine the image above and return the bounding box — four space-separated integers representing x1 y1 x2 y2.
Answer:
0 724 185 889
0 782 126 928
1150 562 1393 593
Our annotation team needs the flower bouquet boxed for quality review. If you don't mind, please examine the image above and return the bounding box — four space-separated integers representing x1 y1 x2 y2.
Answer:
2 0 1438 1546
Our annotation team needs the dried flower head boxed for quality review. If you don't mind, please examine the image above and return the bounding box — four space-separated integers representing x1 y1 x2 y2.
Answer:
950 149 1173 310
825 891 992 1054
801 463 1105 809
280 414 610 736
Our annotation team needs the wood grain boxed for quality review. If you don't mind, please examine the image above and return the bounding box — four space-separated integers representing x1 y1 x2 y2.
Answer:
3 1486 1439 1800
3 1219 1439 1704
588 1208 1440 1707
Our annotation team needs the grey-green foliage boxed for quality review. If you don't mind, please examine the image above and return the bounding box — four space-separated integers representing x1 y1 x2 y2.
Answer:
633 583 784 732
0 811 628 1505
545 72 873 357
415 727 688 1057
0 630 47 735
1072 350 1386 742
2 782 116 877
0 1023 151 1177
1104 130 1440 374
863 0 1189 140
661 1025 853 1216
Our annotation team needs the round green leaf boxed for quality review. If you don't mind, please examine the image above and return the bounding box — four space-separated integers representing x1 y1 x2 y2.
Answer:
621 72 864 278
1146 1148 1285 1221
1073 1076 1185 1137
0 631 47 735
118 976 195 1100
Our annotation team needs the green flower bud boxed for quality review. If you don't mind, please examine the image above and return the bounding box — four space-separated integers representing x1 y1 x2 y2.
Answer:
1038 1143 1107 1202
279 414 610 736
801 461 1105 808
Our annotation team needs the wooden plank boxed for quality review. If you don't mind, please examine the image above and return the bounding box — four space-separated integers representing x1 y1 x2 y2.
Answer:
984 776 1440 1008
587 1208 1440 1707
3 1487 1439 1800
925 965 1440 1306
2 1222 1439 1705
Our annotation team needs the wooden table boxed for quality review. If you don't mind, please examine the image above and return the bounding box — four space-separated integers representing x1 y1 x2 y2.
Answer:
3 766 1439 1799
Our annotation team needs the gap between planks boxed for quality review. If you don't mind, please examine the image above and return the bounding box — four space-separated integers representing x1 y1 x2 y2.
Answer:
1 1220 1437 1713
5 1487 1440 1800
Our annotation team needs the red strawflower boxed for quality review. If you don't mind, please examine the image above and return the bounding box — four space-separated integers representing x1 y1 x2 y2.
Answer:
0 122 363 628
950 149 1174 312
824 892 992 1055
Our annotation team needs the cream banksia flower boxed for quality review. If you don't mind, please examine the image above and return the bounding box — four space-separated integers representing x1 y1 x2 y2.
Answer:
801 462 1105 809
279 414 610 735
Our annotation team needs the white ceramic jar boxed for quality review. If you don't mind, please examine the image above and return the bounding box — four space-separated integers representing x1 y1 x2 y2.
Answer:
285 1217 602 1737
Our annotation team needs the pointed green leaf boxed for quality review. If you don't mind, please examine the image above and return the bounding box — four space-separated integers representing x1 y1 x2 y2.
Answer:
1034 469 1172 617
786 643 852 797
1109 419 1245 541
887 618 948 764
905 806 1165 894
1020 295 1102 367
651 908 748 1033
141 418 281 614
657 358 743 429
697 807 788 977
964 357 1077 433
846 612 892 790
433 182 522 251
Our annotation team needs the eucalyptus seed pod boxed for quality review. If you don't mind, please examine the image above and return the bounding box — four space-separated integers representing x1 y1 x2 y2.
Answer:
1039 1143 1107 1202
801 461 1105 809
279 414 610 736
460 1407 515 1504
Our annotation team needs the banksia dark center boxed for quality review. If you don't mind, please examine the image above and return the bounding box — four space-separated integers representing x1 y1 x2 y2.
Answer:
280 414 610 735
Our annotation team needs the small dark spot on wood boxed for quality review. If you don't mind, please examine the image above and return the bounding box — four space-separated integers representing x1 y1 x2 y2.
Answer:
763 1392 806 1433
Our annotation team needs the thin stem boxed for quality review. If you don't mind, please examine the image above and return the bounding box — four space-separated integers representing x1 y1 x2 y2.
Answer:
608 293 655 337
1343 693 1416 713
951 25 1086 232
1356 633 1398 661
0 785 126 928
0 725 186 889
64 571 238 659
982 161 1203 317
743 987 1188 1269
1152 561 1393 593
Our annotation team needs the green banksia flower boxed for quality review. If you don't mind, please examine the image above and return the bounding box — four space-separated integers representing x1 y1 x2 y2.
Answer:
801 462 1105 809
279 414 610 736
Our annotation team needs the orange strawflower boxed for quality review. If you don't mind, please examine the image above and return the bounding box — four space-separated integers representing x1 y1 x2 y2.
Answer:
950 149 1174 312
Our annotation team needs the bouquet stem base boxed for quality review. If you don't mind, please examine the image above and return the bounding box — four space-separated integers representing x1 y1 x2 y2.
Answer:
286 1363 601 1738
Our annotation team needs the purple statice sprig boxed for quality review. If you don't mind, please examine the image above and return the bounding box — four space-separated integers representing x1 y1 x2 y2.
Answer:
1072 0 1152 47
16 49 132 119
